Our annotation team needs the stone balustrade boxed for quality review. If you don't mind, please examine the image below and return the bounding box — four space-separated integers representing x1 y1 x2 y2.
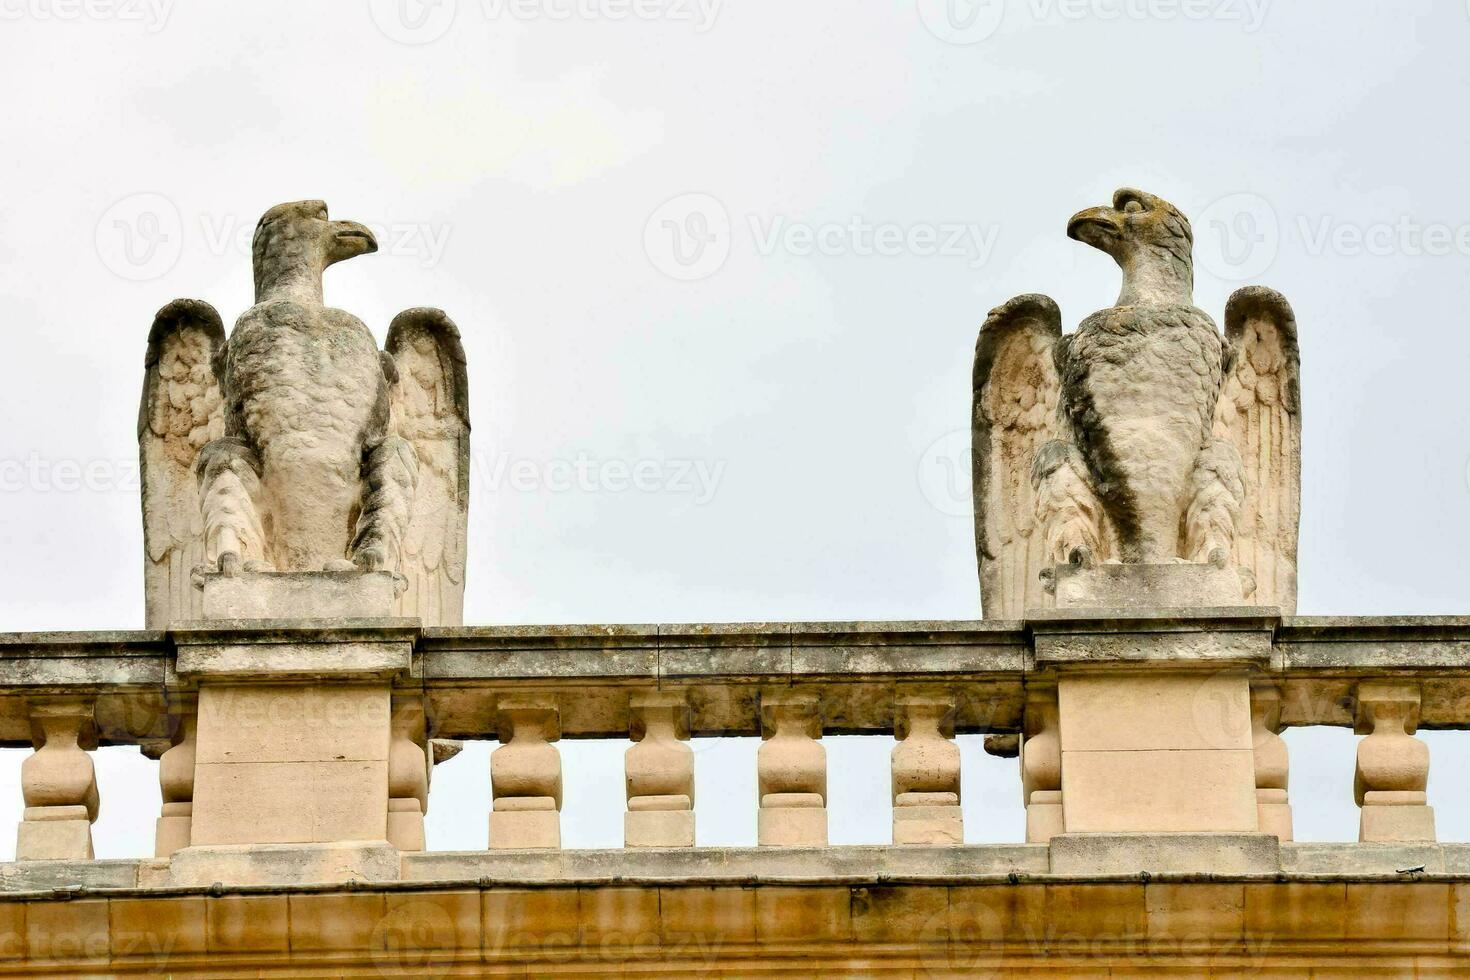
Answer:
0 614 1467 873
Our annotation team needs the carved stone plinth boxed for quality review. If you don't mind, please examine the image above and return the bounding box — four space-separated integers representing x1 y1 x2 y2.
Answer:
1031 598 1275 837
16 700 98 862
1049 561 1251 610
490 697 562 849
198 569 399 620
625 693 694 848
1355 681 1434 843
166 578 416 885
758 693 826 846
891 695 962 845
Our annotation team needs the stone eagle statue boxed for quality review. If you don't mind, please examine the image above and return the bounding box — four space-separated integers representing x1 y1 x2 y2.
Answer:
972 188 1301 618
139 201 470 627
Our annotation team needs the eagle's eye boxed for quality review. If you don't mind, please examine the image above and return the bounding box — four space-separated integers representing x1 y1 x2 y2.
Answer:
1122 199 1145 215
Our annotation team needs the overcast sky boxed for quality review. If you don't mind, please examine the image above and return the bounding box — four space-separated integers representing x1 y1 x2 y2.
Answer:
1 0 1467 858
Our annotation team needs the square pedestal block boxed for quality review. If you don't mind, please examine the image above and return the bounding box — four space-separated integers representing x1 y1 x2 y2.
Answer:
1361 804 1436 843
16 817 92 861
1027 791 1065 844
190 683 391 846
1050 562 1249 609
625 809 695 848
759 806 827 846
199 570 398 620
1058 672 1259 834
893 805 963 845
490 810 561 849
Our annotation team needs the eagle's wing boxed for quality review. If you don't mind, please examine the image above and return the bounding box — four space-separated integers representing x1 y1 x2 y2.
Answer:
139 299 225 628
1215 286 1302 614
971 294 1064 620
387 308 470 626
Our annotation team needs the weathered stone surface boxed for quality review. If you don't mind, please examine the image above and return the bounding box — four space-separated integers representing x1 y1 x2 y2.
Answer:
167 841 400 886
198 570 398 621
402 844 1050 881
972 189 1301 620
1050 561 1249 610
1049 833 1280 875
139 202 470 630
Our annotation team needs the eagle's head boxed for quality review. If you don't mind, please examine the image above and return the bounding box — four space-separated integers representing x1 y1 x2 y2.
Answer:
252 201 378 303
1067 188 1194 307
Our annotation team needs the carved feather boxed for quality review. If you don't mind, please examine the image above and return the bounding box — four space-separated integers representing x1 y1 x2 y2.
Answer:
1215 286 1301 614
387 308 470 626
971 294 1064 620
139 299 225 628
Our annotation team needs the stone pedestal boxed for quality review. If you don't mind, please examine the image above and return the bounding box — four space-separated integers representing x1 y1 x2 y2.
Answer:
1049 561 1249 610
1031 566 1277 838
167 573 417 885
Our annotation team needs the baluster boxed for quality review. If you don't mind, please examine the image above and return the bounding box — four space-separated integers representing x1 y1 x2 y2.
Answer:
757 692 826 846
1021 687 1063 844
1355 680 1435 842
154 699 197 858
892 693 963 844
1250 682 1292 841
490 696 562 849
625 693 695 848
16 698 99 861
388 697 429 852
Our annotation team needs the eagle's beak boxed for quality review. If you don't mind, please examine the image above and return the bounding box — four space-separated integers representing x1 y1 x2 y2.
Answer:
1066 205 1124 254
328 220 379 264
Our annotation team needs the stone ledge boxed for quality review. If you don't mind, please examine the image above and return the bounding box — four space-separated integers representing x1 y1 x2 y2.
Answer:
1049 833 1280 875
401 843 1051 882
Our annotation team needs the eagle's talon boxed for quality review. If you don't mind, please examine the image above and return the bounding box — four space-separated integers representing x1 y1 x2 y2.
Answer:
354 548 388 573
217 552 242 576
1067 546 1095 569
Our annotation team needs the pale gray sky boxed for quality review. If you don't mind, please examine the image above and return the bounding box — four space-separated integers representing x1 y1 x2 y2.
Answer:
0 0 1467 858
